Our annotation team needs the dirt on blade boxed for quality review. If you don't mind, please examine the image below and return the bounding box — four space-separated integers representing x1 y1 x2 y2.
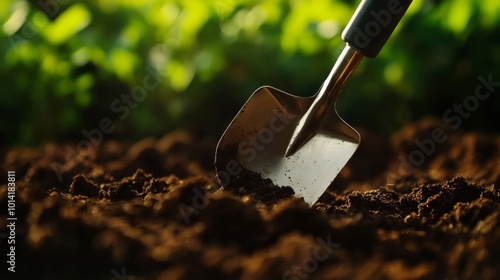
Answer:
216 144 295 204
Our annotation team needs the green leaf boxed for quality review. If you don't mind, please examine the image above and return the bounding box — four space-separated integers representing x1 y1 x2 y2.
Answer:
43 4 91 45
167 60 194 91
110 48 138 80
445 0 472 34
2 1 29 36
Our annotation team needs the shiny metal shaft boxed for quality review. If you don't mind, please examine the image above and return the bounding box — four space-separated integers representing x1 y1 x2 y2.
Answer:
285 44 363 156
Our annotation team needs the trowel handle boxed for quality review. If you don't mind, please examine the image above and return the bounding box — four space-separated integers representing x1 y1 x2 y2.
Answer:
342 0 412 58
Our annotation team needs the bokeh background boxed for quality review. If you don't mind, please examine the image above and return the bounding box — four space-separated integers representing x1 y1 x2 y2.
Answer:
1 0 499 146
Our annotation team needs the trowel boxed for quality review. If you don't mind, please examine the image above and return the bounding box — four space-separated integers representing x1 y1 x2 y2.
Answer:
215 0 413 204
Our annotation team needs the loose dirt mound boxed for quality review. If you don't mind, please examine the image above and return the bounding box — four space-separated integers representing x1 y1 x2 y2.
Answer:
1 118 499 279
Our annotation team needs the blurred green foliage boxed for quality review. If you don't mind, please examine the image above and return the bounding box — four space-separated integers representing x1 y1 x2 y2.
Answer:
1 0 499 146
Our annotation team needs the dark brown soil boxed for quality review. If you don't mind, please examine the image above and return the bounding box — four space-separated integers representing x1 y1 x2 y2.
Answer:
1 118 499 280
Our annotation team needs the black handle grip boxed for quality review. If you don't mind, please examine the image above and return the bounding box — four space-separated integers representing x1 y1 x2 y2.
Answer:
342 0 412 58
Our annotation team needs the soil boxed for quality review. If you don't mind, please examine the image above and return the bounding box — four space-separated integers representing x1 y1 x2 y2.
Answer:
1 117 499 280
